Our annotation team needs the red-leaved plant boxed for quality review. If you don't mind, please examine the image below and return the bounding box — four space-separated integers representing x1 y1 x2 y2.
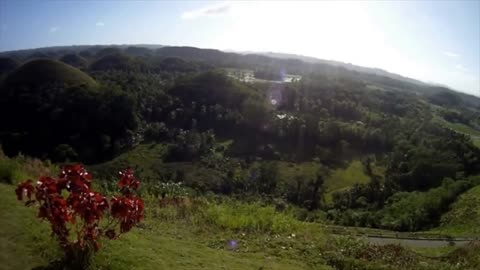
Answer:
15 164 144 269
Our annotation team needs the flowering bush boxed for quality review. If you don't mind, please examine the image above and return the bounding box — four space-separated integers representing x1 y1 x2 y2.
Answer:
15 164 144 269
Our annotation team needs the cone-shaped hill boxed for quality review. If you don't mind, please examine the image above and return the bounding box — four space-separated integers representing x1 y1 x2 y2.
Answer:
2 59 97 89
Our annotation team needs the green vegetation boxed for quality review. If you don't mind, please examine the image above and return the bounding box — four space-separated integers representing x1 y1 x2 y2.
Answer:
439 119 480 148
0 148 58 185
0 182 316 270
60 53 88 68
4 157 480 270
411 246 456 257
377 178 474 231
1 44 480 269
278 160 374 202
90 53 147 71
435 181 480 236
204 202 301 233
90 143 169 180
0 61 137 162
327 161 372 194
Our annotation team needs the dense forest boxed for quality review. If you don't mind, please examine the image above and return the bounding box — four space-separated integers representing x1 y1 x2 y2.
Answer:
1 45 479 233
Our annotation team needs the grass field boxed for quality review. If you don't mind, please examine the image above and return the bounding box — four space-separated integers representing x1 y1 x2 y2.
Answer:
0 183 330 270
277 160 380 202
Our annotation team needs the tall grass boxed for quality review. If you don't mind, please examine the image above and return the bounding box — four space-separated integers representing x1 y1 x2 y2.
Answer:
0 149 58 184
0 158 26 184
204 202 301 233
144 190 302 234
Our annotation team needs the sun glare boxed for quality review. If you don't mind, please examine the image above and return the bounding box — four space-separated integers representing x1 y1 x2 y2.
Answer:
216 2 384 64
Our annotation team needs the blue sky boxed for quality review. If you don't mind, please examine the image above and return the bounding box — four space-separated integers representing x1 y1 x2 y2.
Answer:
0 1 479 96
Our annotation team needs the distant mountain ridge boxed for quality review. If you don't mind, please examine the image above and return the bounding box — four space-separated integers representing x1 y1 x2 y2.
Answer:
0 44 447 88
249 51 428 86
1 44 478 104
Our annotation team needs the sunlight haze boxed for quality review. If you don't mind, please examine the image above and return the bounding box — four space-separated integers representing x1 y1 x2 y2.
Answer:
0 0 479 95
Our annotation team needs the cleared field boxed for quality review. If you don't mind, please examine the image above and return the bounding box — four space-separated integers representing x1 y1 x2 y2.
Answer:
277 160 381 202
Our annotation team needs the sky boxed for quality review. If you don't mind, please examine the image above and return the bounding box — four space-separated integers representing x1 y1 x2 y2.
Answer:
0 1 479 96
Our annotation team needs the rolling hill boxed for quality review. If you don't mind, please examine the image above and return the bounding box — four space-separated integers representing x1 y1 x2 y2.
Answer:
2 59 97 89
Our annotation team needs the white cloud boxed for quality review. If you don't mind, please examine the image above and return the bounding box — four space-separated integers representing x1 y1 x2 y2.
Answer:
96 22 105 27
181 3 231 19
49 26 59 33
442 51 460 58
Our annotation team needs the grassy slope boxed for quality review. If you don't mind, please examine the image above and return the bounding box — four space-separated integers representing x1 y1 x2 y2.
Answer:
0 183 60 270
433 185 480 236
0 183 328 270
89 143 168 180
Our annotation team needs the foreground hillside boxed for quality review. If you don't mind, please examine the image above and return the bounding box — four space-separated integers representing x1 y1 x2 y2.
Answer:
3 154 480 270
0 183 316 270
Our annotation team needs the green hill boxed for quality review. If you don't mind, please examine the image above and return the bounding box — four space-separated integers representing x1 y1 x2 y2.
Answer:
157 57 198 72
125 46 152 57
95 47 123 58
59 53 88 68
169 71 266 110
3 59 97 89
90 53 146 71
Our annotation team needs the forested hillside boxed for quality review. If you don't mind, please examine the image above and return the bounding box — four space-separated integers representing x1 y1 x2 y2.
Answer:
1 44 480 237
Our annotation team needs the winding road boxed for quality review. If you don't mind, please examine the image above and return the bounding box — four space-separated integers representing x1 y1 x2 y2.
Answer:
324 225 478 248
361 235 475 248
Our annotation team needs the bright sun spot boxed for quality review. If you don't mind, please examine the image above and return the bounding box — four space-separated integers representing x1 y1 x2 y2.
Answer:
214 2 394 68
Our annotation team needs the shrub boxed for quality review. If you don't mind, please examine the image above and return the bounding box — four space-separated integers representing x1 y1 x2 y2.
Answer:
0 159 20 184
0 157 37 184
15 164 144 269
